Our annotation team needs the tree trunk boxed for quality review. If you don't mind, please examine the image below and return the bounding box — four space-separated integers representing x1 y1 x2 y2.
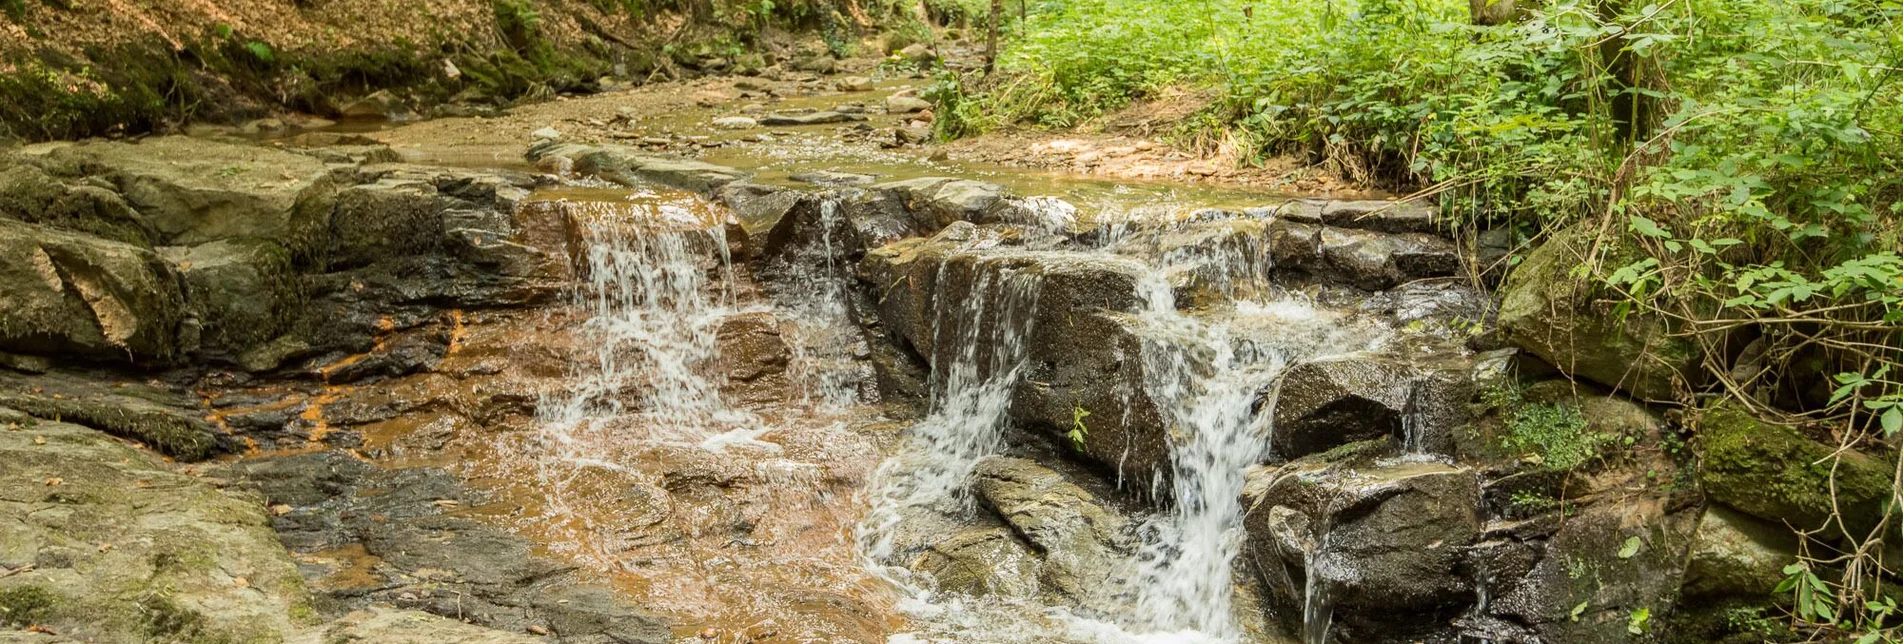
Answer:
986 0 1001 74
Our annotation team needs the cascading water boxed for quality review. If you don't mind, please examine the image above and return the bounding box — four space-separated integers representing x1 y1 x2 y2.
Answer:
767 198 868 410
535 196 757 450
860 246 1044 562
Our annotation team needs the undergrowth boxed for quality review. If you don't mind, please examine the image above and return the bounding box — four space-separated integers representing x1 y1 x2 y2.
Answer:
947 0 1900 637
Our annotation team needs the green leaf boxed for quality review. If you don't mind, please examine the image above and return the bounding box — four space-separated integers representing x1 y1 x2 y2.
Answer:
1629 215 1670 238
1618 536 1642 559
1570 601 1589 622
1883 407 1902 435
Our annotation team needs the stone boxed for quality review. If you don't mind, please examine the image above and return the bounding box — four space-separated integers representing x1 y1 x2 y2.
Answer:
326 177 451 270
529 126 561 140
0 372 226 460
899 43 937 66
1271 198 1439 234
1315 226 1460 290
0 421 310 642
528 142 752 194
1488 502 1698 643
1268 357 1411 459
836 76 874 91
788 170 877 186
1497 221 1699 401
1683 506 1799 600
712 116 759 129
717 312 791 404
0 219 189 364
886 95 933 114
1696 403 1892 533
320 608 547 643
759 111 869 126
24 137 345 260
0 164 155 246
972 457 1131 604
1244 457 1483 642
910 526 1042 599
874 177 1009 230
791 55 836 75
338 89 405 119
164 238 300 355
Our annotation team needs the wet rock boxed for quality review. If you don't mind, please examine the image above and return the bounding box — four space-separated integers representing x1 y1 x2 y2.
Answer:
225 451 670 643
1489 502 1697 643
23 137 346 260
712 116 759 130
1696 403 1892 533
910 525 1042 599
895 126 934 145
0 421 309 642
760 111 868 126
163 238 300 355
1270 357 1470 459
886 95 933 114
529 126 562 140
836 76 874 91
717 311 791 404
0 372 227 460
1245 456 1482 643
971 457 1131 602
322 608 547 643
0 163 155 246
789 170 877 186
719 181 809 239
528 141 752 194
0 219 189 363
1682 506 1798 600
1497 221 1698 401
791 55 836 75
1270 199 1439 234
1315 226 1460 290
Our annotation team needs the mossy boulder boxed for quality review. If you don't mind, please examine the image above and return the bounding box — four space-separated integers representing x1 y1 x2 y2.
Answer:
0 371 226 461
1697 403 1894 533
0 421 312 642
1497 221 1699 401
163 238 302 356
0 163 156 246
24 137 345 262
0 218 188 364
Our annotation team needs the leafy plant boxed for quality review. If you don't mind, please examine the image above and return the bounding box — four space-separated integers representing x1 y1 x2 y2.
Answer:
1068 405 1090 452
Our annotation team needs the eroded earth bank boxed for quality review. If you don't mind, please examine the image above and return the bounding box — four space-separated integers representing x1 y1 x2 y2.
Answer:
0 58 1860 644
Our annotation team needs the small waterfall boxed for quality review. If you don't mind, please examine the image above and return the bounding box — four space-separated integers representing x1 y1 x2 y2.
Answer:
537 198 753 447
860 251 1043 561
770 198 868 410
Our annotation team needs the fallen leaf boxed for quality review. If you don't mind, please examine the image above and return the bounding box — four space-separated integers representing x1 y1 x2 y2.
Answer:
528 625 550 636
44 477 62 486
233 577 249 587
97 542 112 552
270 504 293 516
33 436 46 445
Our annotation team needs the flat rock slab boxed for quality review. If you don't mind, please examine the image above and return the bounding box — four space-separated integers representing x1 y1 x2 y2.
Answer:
0 421 309 643
759 111 868 126
528 141 751 194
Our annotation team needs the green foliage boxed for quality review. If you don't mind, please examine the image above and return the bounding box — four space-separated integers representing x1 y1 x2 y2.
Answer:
1068 405 1090 452
2 0 24 22
1486 383 1610 471
244 41 275 65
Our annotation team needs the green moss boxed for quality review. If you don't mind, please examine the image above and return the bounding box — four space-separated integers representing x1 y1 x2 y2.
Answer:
1698 403 1894 533
0 585 57 626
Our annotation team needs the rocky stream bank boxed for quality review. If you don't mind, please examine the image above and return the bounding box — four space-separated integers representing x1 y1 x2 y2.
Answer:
0 62 1889 644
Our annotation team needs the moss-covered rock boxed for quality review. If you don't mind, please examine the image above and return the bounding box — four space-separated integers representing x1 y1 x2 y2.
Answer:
1697 403 1894 533
0 372 226 460
0 420 311 642
1498 221 1700 401
163 238 302 356
0 163 156 246
0 218 188 364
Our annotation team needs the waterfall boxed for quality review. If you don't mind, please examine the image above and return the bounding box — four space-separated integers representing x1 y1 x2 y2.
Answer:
535 198 754 449
860 249 1043 563
770 198 869 410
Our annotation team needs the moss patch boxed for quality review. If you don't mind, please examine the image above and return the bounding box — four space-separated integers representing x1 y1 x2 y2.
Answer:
0 585 56 627
1697 403 1894 533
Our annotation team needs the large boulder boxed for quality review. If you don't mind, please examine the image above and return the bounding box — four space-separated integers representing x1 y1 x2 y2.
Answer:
1498 222 1699 401
1268 198 1439 234
25 137 346 261
325 176 453 270
1244 454 1483 643
909 525 1043 599
1682 506 1799 600
0 219 188 364
876 177 1008 231
1269 357 1471 459
1696 403 1893 533
1487 502 1698 643
164 238 301 355
1315 227 1460 291
0 421 313 643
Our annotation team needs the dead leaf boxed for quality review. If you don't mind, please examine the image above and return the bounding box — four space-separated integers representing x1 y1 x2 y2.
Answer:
233 577 249 587
528 625 550 636
270 504 293 516
431 499 460 508
33 436 46 445
44 477 62 486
